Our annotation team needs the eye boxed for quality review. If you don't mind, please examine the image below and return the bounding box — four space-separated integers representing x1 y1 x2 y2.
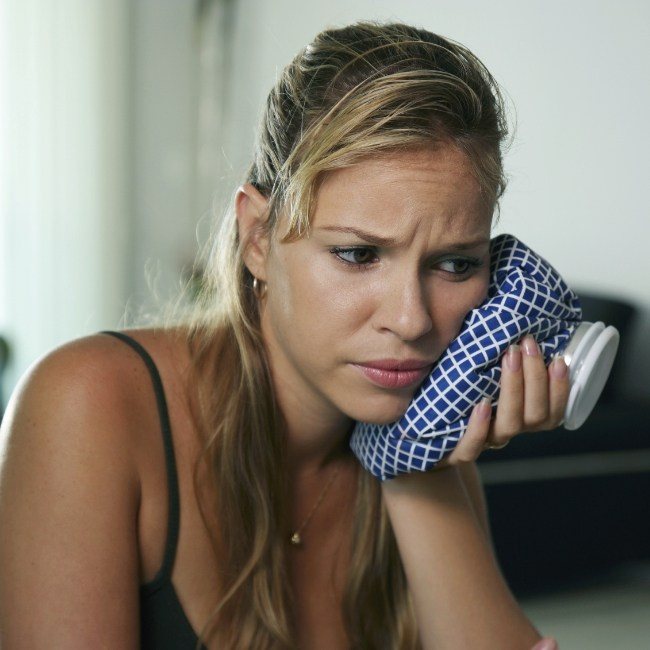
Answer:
440 258 472 274
330 246 483 278
330 246 378 269
438 257 484 279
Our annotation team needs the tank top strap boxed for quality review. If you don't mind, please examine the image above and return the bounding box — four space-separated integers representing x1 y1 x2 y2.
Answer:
100 330 181 587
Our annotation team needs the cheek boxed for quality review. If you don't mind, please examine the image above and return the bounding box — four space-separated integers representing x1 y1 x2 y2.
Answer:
271 252 358 345
434 273 490 349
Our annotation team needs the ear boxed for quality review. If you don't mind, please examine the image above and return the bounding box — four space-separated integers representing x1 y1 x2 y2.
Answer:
235 183 271 281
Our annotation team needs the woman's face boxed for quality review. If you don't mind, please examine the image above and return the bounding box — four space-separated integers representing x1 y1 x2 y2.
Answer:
260 145 492 426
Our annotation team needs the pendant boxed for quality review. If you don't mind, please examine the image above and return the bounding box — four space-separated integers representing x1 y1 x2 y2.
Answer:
290 532 302 545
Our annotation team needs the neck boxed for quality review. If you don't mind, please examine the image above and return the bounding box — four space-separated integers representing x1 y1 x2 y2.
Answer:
283 414 356 478
265 364 355 477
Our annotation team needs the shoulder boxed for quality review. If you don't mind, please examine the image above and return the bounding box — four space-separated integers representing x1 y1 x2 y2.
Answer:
0 333 142 490
0 327 197 645
0 328 191 481
3 331 151 434
0 329 193 646
6 326 191 408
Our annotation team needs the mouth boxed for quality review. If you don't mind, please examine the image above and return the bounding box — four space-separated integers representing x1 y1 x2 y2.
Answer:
351 363 433 389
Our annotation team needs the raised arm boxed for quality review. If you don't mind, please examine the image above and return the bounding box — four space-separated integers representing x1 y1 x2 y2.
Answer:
0 339 142 648
456 460 493 550
382 464 542 650
380 337 569 649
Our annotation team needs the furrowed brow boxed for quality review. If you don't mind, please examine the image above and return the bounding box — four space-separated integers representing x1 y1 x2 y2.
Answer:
318 226 398 246
447 238 491 250
318 225 489 250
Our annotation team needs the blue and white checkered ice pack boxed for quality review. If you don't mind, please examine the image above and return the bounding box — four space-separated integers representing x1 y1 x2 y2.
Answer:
349 233 583 481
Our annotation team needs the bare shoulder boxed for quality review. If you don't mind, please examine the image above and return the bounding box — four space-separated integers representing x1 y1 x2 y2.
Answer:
1 327 192 446
1 332 142 455
0 327 189 647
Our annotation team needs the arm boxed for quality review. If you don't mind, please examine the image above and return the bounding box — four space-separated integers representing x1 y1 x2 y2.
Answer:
380 336 568 649
457 460 494 551
0 340 142 648
381 465 542 650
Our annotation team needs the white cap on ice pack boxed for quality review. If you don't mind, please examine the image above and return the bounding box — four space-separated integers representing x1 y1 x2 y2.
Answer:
558 321 620 430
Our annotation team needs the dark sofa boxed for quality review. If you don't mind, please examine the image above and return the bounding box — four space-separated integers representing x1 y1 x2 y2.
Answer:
478 291 650 597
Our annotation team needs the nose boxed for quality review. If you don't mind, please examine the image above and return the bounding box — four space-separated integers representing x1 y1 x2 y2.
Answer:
373 269 433 342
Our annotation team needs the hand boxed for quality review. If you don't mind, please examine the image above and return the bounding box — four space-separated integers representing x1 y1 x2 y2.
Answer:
437 335 569 468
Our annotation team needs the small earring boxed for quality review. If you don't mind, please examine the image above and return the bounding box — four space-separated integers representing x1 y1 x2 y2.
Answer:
252 277 267 300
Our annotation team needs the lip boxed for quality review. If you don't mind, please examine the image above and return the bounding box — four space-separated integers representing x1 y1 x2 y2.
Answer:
356 358 434 371
352 362 433 389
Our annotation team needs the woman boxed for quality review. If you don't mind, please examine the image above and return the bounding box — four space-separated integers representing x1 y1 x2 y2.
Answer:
0 21 565 649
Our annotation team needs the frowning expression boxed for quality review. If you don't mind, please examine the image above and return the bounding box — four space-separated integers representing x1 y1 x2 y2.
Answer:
260 145 493 425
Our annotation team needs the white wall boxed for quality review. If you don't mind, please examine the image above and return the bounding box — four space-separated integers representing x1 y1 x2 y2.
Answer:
222 0 650 399
129 0 199 318
0 0 203 404
0 0 132 398
2 0 648 403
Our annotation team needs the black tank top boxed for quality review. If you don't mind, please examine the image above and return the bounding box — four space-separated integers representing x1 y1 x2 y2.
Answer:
101 331 207 649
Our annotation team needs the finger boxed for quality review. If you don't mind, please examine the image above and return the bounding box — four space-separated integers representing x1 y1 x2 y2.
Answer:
462 397 494 459
548 355 570 426
521 334 550 429
491 343 524 444
438 397 493 467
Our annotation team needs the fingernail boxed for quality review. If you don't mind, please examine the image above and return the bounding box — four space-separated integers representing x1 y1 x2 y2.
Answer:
507 343 521 371
523 335 539 356
551 356 568 379
476 397 492 420
532 637 558 650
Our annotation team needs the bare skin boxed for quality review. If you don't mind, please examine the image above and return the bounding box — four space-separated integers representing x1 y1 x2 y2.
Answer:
0 328 359 648
236 143 567 647
0 144 566 648
237 145 493 474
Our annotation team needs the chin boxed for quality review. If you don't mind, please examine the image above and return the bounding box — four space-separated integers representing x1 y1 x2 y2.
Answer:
345 393 413 425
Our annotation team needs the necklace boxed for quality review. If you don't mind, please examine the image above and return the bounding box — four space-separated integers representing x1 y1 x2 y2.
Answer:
289 465 342 546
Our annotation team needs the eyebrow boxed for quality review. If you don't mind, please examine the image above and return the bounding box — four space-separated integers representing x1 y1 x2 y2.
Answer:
317 226 490 250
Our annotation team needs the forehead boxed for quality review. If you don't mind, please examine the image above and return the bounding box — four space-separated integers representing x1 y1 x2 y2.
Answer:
309 145 489 236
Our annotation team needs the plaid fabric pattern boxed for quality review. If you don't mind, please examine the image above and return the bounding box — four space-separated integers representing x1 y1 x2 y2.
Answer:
349 233 583 481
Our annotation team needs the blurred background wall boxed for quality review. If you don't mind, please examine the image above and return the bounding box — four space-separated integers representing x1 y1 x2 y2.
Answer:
1 0 649 403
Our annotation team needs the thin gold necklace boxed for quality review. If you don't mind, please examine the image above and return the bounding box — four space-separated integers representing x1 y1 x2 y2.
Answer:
289 465 342 546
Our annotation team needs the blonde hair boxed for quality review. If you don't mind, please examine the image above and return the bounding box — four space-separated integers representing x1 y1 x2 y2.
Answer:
155 20 510 649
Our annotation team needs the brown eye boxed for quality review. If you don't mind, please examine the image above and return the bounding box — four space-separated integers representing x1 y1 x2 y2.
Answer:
438 257 483 278
330 247 378 269
349 249 374 264
440 259 470 274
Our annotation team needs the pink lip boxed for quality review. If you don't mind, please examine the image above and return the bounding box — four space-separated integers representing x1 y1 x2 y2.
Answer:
356 358 434 371
352 363 432 389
